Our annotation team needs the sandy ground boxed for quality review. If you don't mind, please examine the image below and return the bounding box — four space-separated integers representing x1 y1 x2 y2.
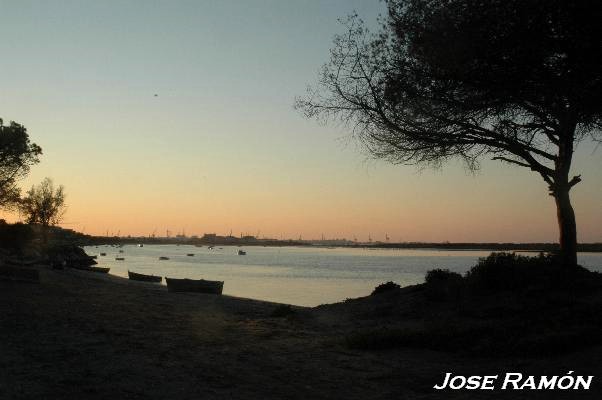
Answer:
1 266 601 399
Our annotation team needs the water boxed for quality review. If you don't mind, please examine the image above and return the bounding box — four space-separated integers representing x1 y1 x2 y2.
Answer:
84 245 602 307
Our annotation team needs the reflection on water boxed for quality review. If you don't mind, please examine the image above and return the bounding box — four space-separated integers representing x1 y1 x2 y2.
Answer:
84 245 602 307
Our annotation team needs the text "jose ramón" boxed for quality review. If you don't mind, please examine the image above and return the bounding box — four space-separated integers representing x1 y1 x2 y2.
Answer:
434 371 593 390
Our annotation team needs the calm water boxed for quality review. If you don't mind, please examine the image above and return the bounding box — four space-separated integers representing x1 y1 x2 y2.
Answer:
84 245 602 307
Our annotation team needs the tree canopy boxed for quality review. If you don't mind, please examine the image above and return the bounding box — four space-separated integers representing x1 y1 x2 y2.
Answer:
0 119 42 209
296 0 602 266
20 178 66 228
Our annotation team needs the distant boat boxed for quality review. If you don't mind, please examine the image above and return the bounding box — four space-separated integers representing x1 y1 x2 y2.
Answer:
138 244 144 247
238 250 246 255
208 246 214 250
128 270 162 283
159 256 170 260
115 257 125 261
100 253 107 256
119 250 124 253
186 253 194 256
165 277 223 294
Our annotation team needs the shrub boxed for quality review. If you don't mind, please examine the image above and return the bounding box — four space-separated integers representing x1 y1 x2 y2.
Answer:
270 304 295 318
371 281 400 295
424 269 464 301
464 252 564 293
0 222 34 251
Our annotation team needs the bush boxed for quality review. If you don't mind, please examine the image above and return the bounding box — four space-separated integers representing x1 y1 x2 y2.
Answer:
371 281 400 295
464 252 564 293
424 269 464 301
0 222 34 251
270 304 296 318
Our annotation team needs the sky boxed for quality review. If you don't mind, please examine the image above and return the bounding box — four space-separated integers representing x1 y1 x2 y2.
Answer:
0 0 601 242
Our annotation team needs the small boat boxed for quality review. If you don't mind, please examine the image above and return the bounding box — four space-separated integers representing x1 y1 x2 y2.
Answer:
115 257 125 261
186 253 194 256
165 277 224 294
207 246 214 250
238 250 246 255
119 250 124 253
159 256 170 260
100 253 107 256
74 266 110 273
138 244 144 247
0 266 40 283
128 270 162 283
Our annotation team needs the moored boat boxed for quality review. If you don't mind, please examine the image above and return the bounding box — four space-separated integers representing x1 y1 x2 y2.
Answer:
74 266 110 273
100 253 107 256
165 277 224 294
186 253 194 256
0 265 40 282
128 270 162 283
238 249 246 255
159 256 170 260
115 257 125 261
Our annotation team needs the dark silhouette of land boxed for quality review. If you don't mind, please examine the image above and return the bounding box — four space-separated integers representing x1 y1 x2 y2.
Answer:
84 233 602 253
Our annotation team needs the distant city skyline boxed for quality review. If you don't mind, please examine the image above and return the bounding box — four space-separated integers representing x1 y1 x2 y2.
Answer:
1 1 601 243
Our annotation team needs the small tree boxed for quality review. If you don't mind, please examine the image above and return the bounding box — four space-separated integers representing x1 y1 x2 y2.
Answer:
20 178 66 228
0 119 42 209
296 0 602 267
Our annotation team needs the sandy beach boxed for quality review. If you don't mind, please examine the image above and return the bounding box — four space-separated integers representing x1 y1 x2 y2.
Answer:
2 266 601 399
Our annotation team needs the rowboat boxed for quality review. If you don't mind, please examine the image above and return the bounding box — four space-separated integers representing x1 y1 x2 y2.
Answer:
0 266 40 283
128 270 162 283
115 257 125 261
165 277 224 294
159 256 170 260
73 266 110 273
186 253 194 256
238 249 246 255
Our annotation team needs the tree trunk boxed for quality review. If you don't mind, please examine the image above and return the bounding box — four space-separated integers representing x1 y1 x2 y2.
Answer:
554 187 578 267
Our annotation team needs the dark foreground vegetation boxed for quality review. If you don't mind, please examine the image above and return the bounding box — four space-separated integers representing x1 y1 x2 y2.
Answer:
341 253 602 357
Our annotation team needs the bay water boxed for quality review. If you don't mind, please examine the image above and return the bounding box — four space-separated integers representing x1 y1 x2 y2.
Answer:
84 245 602 306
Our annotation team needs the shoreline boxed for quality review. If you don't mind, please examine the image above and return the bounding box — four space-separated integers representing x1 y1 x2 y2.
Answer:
2 264 602 399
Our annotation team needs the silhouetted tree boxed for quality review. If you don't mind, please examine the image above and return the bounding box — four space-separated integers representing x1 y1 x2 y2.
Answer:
0 119 42 209
20 178 66 229
296 0 602 267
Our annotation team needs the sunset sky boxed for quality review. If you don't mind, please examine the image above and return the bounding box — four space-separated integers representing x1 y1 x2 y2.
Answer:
1 0 601 242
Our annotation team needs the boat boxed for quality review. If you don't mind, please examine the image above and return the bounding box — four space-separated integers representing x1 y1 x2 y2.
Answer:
100 253 106 256
128 270 162 283
207 246 214 250
0 265 40 283
74 266 110 273
159 256 170 260
165 277 224 294
186 253 194 256
138 244 144 247
238 250 246 255
119 250 124 253
115 257 125 261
